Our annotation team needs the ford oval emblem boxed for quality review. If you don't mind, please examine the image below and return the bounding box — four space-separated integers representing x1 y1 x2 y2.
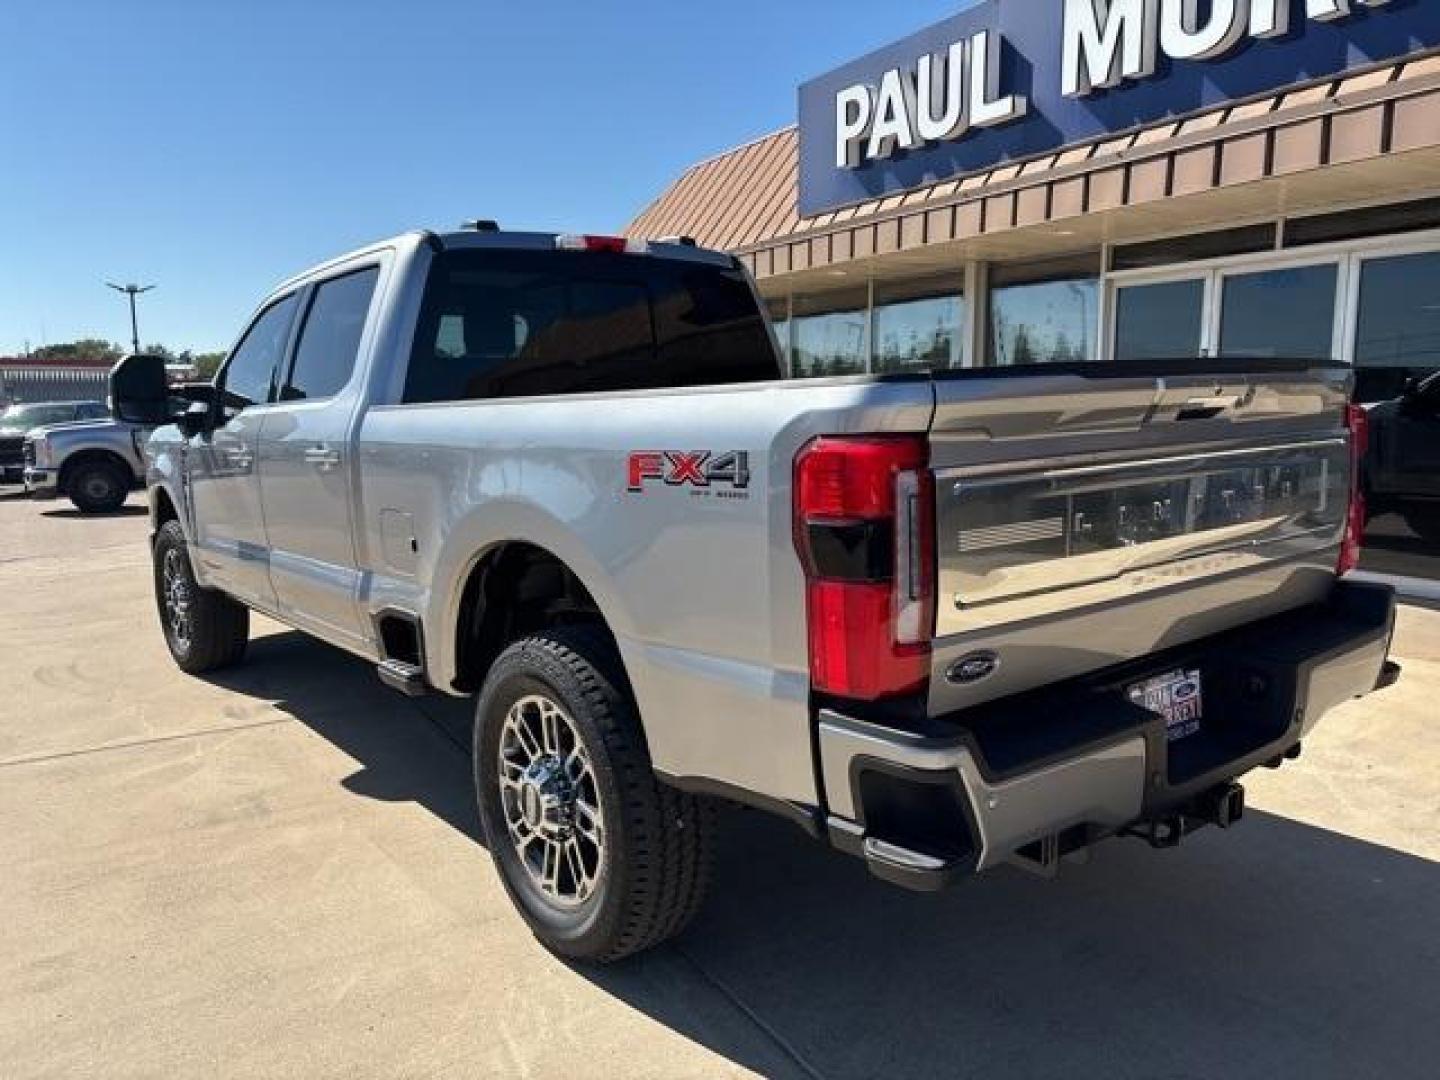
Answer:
947 651 1000 686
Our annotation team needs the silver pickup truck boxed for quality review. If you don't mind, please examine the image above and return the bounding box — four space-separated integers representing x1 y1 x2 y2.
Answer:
23 405 149 514
1 399 108 485
111 226 1397 963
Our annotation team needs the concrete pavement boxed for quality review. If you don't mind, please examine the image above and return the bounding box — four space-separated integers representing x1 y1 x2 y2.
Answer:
1 489 1437 1078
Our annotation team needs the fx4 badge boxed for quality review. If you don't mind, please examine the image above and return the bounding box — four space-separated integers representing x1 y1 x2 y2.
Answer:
627 451 751 495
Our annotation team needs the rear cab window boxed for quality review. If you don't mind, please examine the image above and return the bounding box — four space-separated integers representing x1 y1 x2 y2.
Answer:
283 266 380 401
403 249 780 403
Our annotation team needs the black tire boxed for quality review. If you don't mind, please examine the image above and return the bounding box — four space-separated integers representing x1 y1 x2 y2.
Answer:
67 459 129 514
152 519 249 674
474 626 714 963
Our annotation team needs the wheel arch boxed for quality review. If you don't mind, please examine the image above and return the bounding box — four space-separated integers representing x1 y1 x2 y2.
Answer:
148 482 185 538
58 448 132 496
447 538 629 697
424 499 640 698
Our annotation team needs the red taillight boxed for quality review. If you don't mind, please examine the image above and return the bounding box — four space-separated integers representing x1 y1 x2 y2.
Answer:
794 436 933 701
1339 402 1369 575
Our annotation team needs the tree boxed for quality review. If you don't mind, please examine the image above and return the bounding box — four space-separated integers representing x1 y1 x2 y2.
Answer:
29 338 122 364
1011 326 1038 366
1052 331 1086 365
193 351 226 380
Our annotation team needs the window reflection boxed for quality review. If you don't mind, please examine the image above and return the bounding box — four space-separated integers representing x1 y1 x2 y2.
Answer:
765 298 791 369
990 278 1098 365
792 287 869 377
874 282 963 374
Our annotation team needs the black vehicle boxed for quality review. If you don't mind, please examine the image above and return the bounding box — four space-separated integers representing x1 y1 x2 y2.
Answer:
1365 372 1440 542
0 401 108 484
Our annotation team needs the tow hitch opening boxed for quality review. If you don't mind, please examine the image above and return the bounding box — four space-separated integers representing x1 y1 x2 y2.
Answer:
1123 781 1246 850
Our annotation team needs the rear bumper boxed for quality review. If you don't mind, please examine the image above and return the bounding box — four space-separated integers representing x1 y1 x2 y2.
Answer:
819 580 1397 891
23 468 58 498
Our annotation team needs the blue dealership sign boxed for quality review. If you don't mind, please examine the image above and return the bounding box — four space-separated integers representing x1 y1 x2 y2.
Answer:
798 0 1440 217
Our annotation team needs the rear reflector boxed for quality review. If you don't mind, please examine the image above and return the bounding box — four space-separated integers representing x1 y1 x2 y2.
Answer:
1338 402 1369 576
794 436 933 701
554 234 648 254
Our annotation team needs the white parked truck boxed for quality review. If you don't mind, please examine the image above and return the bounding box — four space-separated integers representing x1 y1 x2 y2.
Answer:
111 226 1398 962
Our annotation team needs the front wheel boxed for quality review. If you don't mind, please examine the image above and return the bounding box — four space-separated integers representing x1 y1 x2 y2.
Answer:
474 626 714 963
68 460 129 514
152 520 249 673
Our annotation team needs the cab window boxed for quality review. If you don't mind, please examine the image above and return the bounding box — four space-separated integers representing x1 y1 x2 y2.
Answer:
283 267 380 401
219 293 300 412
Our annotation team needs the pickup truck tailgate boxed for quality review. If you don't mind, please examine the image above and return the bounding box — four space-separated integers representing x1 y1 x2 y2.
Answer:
926 363 1353 714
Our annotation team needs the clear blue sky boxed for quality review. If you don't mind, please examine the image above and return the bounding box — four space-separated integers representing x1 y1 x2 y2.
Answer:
0 0 960 356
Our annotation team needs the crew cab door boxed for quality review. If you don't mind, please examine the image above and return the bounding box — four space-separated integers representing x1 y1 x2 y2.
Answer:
256 262 382 651
189 292 301 609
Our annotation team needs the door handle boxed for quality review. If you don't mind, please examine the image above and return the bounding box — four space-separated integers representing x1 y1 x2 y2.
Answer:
1178 393 1244 420
304 445 341 471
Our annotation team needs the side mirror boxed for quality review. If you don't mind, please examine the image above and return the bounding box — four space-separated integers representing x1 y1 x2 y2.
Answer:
176 401 213 439
110 353 178 425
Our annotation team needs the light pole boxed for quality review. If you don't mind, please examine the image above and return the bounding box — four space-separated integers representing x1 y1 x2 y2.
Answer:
105 282 156 355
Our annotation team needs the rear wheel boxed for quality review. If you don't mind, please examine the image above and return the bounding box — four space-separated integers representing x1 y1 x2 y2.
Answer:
68 460 128 514
474 626 714 963
152 520 249 673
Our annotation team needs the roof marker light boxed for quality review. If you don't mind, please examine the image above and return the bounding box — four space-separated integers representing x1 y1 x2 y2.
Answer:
554 234 649 254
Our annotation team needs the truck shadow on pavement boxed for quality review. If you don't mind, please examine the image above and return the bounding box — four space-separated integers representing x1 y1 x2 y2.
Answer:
40 505 149 519
210 628 1440 1080
204 629 483 846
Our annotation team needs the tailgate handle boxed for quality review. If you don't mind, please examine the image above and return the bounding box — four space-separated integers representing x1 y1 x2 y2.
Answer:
1178 393 1244 421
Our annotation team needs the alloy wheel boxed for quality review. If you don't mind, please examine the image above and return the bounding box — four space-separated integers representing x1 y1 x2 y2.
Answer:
497 694 604 908
161 547 192 652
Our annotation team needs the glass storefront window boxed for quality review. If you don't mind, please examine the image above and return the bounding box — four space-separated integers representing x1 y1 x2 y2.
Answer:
792 287 868 378
1353 250 1440 402
873 277 963 374
989 256 1100 366
1218 264 1337 360
1114 279 1205 361
771 318 792 367
765 297 791 369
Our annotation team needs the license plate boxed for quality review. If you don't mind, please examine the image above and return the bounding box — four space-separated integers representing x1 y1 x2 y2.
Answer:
1127 669 1203 742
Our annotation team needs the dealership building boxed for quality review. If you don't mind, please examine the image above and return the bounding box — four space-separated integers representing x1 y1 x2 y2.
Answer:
1 357 111 405
629 0 1440 401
